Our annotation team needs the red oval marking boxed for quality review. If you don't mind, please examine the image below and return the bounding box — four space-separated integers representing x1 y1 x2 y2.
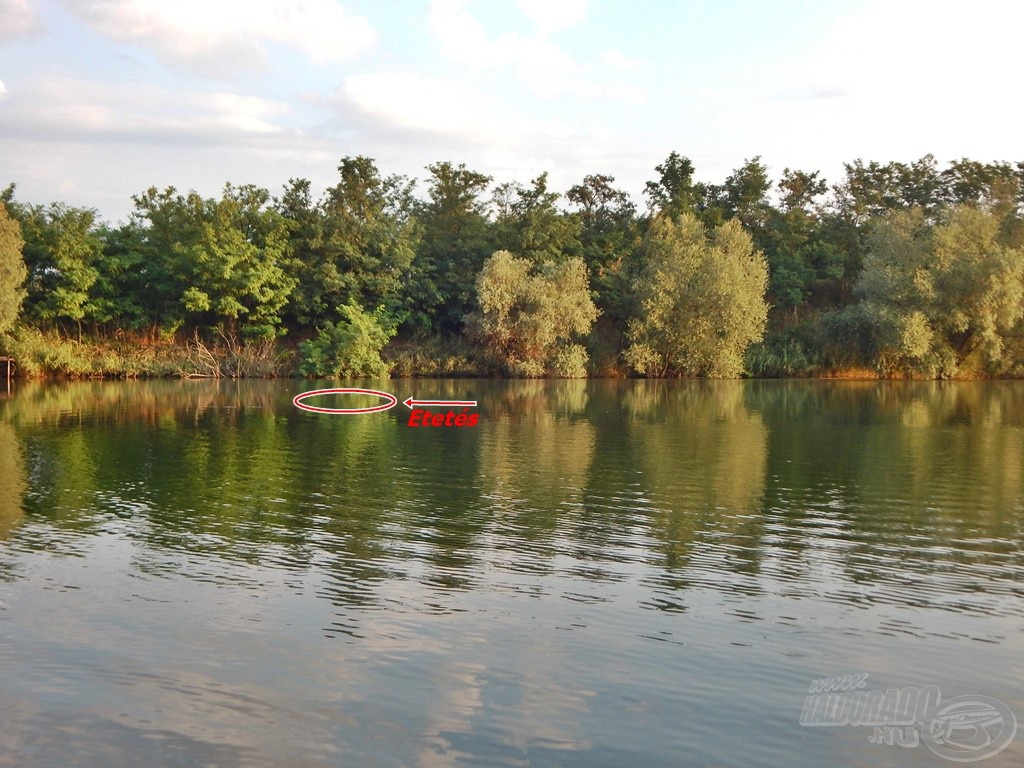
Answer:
292 388 398 415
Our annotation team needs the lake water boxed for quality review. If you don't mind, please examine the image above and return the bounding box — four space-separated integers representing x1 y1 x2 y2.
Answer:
1 379 1022 767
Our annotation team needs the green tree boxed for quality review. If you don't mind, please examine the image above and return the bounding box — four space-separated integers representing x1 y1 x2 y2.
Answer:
856 206 1024 376
288 158 419 328
129 186 196 335
469 250 598 377
644 151 701 219
763 168 843 321
626 214 769 377
275 177 326 327
410 162 495 333
566 173 640 325
14 202 102 340
87 222 152 333
179 185 296 338
492 172 581 263
721 156 772 236
0 203 28 335
835 155 944 224
298 301 396 378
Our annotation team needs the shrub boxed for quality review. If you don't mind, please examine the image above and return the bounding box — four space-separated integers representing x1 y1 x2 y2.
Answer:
298 302 396 377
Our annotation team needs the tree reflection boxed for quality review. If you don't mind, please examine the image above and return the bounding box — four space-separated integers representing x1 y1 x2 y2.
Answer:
1 378 1022 618
0 421 25 539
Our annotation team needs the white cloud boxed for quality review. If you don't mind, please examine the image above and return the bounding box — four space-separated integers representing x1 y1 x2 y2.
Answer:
0 79 7 98
339 71 534 143
0 0 40 39
63 0 376 76
807 1 1020 101
675 0 1024 190
514 0 586 35
331 67 641 202
428 0 642 102
0 77 292 145
602 48 641 72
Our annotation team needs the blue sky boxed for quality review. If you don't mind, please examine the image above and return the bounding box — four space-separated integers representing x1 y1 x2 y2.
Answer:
0 0 1021 222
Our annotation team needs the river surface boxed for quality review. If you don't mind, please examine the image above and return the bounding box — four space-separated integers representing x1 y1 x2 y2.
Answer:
0 379 1022 767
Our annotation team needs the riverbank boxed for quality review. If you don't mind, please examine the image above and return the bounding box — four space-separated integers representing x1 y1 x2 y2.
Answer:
4 327 1020 381
0 327 486 380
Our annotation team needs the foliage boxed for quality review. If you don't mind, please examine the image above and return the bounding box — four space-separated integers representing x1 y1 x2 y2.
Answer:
626 214 768 377
0 202 27 335
0 326 186 378
281 158 419 329
492 172 581 264
763 169 843 320
412 162 494 333
469 250 598 377
4 152 1024 380
744 325 819 377
298 302 397 378
385 335 481 378
644 152 701 218
10 201 102 336
855 206 1024 376
567 173 640 325
129 184 297 338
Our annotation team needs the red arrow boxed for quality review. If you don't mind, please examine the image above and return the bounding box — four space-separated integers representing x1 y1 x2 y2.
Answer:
403 397 477 409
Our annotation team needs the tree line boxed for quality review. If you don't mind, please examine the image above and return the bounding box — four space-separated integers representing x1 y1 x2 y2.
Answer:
1 152 1023 378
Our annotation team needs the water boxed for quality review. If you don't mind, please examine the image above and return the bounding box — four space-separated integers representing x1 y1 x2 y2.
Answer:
0 379 1022 767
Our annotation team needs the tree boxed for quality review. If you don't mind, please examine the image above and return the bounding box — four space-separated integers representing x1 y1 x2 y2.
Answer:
14 202 102 340
297 301 396 378
834 156 944 224
180 185 296 339
128 186 196 335
721 156 772 236
469 250 598 377
644 152 701 218
0 203 27 335
413 162 494 332
643 151 700 219
567 173 640 324
275 177 326 327
763 169 843 321
130 184 296 339
492 172 581 263
626 214 768 377
856 206 1024 376
318 158 419 323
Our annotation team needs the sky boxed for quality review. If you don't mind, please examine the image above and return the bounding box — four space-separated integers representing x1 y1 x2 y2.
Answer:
0 0 1021 223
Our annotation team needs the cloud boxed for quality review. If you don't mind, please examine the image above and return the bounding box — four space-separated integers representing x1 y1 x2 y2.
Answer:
514 0 587 34
0 77 294 146
63 0 376 76
767 85 846 103
602 48 641 72
0 0 40 39
337 71 535 145
330 67 642 201
0 79 7 98
428 0 642 103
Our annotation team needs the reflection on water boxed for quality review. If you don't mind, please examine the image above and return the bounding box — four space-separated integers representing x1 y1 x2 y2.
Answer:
0 379 1023 767
0 422 25 540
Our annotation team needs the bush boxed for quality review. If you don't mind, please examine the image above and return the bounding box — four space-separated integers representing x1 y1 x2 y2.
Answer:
469 251 598 377
551 344 590 378
744 325 819 377
626 215 768 377
298 302 396 377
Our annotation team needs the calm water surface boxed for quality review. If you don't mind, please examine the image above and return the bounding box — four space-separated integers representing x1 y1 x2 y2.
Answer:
0 379 1022 767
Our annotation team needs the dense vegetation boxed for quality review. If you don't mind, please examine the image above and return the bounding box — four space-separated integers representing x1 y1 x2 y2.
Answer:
2 152 1023 379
